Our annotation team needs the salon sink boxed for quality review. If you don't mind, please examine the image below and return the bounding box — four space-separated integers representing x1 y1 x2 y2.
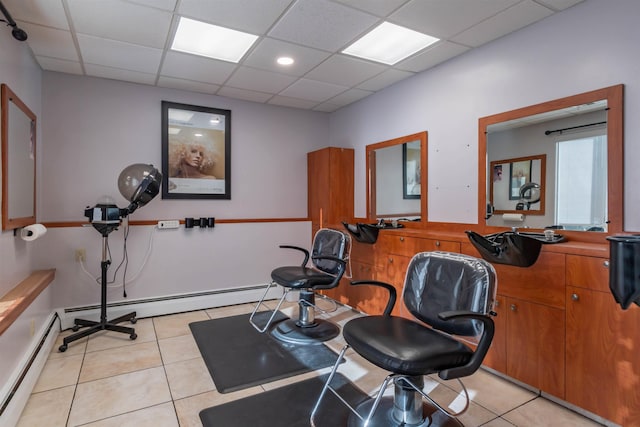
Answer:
514 231 566 244
466 230 555 268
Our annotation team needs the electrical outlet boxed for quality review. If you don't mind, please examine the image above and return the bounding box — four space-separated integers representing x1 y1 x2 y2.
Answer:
75 249 86 262
158 220 180 229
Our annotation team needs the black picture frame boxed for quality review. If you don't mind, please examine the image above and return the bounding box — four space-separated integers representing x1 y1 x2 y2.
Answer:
402 141 421 199
161 101 231 199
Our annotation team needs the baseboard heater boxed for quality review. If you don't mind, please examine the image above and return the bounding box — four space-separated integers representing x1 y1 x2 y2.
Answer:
0 312 59 419
58 284 280 330
63 284 270 313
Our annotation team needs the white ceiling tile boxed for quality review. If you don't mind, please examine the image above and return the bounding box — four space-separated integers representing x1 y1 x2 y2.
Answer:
268 95 319 109
325 88 373 106
11 0 580 111
217 86 273 103
36 56 83 75
225 67 297 93
179 0 293 33
357 69 414 91
390 0 520 39
535 0 584 11
67 0 172 48
78 34 162 74
128 0 178 11
452 1 553 47
4 0 69 29
161 51 237 85
279 78 348 102
395 41 470 73
333 0 410 17
269 0 379 51
84 64 157 85
312 102 341 112
243 38 331 76
156 76 220 94
305 55 386 87
18 22 78 61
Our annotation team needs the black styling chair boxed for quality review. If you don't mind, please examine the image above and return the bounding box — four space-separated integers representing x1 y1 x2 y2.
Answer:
311 251 497 427
250 228 350 345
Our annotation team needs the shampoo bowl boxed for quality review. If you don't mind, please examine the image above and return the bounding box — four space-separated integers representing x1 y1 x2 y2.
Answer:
466 230 545 267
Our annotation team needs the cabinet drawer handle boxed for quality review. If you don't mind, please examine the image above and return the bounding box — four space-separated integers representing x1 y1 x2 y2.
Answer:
399 237 405 242
603 260 610 268
435 241 441 247
388 258 393 263
494 300 500 308
510 304 517 312
571 293 580 301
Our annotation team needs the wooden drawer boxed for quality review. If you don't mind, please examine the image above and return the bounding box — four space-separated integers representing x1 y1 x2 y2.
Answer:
566 254 610 292
377 234 460 257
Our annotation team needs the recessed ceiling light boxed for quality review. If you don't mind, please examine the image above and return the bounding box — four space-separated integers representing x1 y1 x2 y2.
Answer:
210 117 220 124
277 56 294 66
342 22 439 65
171 17 258 63
168 127 181 135
194 133 203 137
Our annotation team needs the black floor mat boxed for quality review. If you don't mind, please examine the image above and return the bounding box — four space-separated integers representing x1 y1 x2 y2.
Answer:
189 311 340 393
199 373 369 427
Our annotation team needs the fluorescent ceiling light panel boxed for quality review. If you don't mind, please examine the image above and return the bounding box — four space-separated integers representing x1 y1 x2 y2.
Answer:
168 109 194 122
343 22 439 65
172 17 258 63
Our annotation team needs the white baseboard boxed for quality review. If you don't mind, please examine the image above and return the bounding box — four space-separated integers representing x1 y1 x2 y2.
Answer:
58 284 281 330
0 313 60 427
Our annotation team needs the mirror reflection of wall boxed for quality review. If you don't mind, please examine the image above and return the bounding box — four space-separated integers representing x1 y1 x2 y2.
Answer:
367 131 426 223
486 105 607 231
375 142 421 218
1 83 37 231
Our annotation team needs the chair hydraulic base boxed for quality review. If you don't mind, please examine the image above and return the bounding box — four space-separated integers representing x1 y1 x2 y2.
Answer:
346 397 464 427
270 290 340 345
270 318 340 345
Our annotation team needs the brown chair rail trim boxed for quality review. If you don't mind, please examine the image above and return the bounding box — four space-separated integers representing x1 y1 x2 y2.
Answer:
0 269 56 335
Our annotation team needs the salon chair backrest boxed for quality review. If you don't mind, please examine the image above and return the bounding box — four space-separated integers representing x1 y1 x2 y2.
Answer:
403 251 497 338
311 228 350 275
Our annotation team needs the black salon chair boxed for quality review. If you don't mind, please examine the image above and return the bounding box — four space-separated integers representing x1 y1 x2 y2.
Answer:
311 251 497 427
250 228 350 345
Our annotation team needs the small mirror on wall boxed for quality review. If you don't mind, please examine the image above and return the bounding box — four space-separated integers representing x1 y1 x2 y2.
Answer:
1 84 37 231
489 154 546 215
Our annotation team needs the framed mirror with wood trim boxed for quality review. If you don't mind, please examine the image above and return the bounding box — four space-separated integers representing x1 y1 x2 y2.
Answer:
366 131 427 225
1 84 37 231
478 84 623 237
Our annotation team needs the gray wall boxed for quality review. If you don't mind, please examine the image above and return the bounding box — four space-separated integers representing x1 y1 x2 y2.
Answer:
330 0 640 232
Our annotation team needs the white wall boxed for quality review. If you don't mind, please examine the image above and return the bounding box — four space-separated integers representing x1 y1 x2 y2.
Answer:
330 0 640 232
0 26 52 418
37 72 330 308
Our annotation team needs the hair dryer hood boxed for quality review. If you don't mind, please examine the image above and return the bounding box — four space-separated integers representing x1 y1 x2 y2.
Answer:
519 182 541 204
118 164 162 213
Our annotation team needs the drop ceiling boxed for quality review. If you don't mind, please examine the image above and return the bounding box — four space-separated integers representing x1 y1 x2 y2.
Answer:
6 0 583 112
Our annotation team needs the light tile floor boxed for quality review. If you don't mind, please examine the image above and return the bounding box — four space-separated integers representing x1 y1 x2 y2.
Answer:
16 301 605 427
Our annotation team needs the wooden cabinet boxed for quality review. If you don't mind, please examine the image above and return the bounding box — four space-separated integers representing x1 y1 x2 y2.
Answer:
565 255 640 426
307 147 354 228
505 297 565 397
461 243 566 397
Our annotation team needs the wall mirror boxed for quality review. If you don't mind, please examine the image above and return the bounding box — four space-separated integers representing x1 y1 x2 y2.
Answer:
1 84 37 231
479 84 623 234
490 154 546 215
367 131 427 223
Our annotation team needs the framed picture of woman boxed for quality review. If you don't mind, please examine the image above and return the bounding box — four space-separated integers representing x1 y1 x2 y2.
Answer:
161 101 231 199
